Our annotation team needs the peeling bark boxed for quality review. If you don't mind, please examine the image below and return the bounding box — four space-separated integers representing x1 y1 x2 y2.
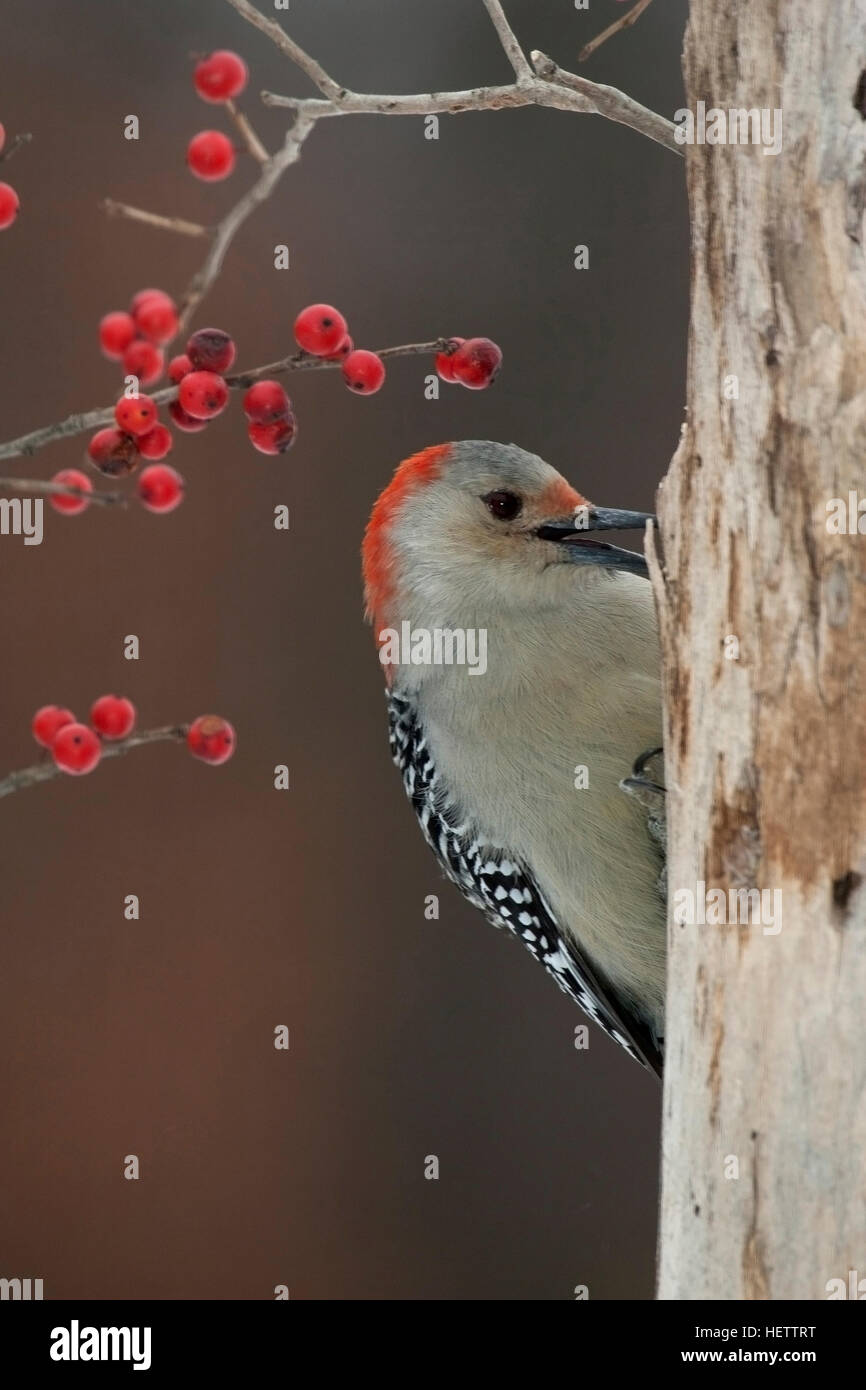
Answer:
652 1 866 1299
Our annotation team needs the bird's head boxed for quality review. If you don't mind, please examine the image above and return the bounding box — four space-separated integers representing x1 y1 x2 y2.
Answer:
363 441 653 650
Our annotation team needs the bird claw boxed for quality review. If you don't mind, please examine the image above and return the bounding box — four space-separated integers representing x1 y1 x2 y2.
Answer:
620 745 665 798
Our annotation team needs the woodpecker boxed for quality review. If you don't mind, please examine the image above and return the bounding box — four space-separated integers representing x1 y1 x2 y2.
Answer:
363 441 665 1074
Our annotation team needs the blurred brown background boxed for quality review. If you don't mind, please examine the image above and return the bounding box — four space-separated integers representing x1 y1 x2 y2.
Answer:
0 0 688 1299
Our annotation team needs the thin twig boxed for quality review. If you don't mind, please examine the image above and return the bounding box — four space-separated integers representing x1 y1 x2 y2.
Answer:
480 0 533 81
227 339 448 387
262 86 544 117
0 339 447 463
176 114 317 337
0 725 189 800
0 132 32 165
223 0 344 100
102 199 210 238
530 51 680 155
580 0 654 64
226 99 269 164
0 476 125 507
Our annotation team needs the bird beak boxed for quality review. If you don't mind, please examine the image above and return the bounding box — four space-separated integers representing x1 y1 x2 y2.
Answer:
536 507 656 579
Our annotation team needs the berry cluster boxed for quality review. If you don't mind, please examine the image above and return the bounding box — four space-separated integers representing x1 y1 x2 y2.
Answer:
187 51 248 182
434 337 502 389
293 302 386 395
48 289 502 517
0 123 21 231
54 286 184 513
31 701 236 776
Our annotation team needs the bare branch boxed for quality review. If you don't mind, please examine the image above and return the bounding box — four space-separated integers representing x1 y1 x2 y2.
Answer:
480 0 532 82
102 199 210 238
223 0 344 100
176 113 317 337
0 339 447 463
0 725 188 800
228 338 448 387
579 0 654 64
263 69 678 154
225 99 269 164
0 476 125 507
249 0 673 153
530 51 680 155
0 388 177 463
262 86 539 117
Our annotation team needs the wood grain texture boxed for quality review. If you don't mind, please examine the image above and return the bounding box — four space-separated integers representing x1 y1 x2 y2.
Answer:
652 0 866 1299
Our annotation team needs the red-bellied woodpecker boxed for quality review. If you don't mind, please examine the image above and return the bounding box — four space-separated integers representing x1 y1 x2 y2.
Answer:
363 441 665 1074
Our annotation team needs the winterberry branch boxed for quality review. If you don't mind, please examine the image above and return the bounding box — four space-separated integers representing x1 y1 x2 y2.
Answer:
579 0 655 64
102 199 210 238
223 0 344 100
245 0 676 153
225 98 269 164
0 725 187 800
175 113 316 337
0 475 124 507
0 338 446 463
262 73 677 154
227 338 448 387
480 0 533 82
529 51 680 155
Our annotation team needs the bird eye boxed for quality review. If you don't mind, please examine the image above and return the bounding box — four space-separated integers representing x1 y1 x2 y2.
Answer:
483 490 522 521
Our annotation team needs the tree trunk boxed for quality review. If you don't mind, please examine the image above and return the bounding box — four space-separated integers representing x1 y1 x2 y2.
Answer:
652 0 866 1300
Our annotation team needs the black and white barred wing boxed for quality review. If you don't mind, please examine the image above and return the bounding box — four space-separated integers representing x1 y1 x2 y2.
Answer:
388 692 663 1076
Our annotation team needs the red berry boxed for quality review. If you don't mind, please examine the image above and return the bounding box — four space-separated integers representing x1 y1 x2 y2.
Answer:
293 303 348 356
194 50 248 103
99 311 137 361
325 334 353 362
90 694 136 740
49 469 93 515
434 337 465 383
168 353 193 384
52 723 102 776
450 337 502 390
187 715 236 765
123 339 165 387
168 399 207 434
187 130 235 182
138 464 184 513
187 327 236 373
0 182 19 230
32 705 76 748
133 292 178 345
138 423 173 460
115 393 158 436
179 370 229 419
342 349 386 395
87 427 139 477
130 287 169 314
242 379 290 423
248 415 297 455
